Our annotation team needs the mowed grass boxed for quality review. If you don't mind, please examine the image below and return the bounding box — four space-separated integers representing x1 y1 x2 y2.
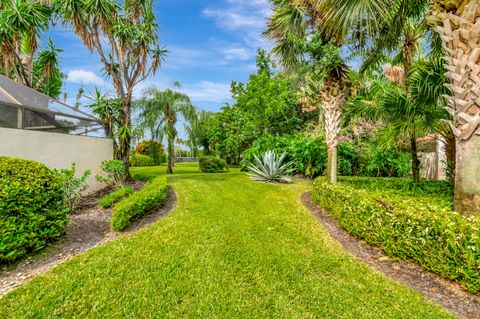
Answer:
0 164 451 318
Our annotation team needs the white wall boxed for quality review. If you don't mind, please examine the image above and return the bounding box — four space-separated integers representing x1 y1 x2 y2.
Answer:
0 127 113 193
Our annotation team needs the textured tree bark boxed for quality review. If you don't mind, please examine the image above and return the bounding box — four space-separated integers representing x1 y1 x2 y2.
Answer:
321 82 346 184
455 135 480 216
428 0 480 215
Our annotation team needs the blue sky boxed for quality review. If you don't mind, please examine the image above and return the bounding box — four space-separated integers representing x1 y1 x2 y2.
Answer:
47 0 272 112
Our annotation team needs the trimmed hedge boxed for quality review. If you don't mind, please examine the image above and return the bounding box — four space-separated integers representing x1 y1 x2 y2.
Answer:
199 156 228 173
130 154 155 167
0 157 68 263
312 177 480 293
98 186 133 208
110 177 169 231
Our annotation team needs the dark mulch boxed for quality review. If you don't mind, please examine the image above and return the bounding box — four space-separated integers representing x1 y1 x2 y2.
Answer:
0 184 177 297
302 191 480 319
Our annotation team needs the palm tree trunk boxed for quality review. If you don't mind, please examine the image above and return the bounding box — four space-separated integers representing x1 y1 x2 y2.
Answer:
410 131 421 183
429 0 480 216
167 136 174 174
321 86 346 184
327 146 338 183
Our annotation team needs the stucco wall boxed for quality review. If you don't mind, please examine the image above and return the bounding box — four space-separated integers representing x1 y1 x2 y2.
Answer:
0 127 113 193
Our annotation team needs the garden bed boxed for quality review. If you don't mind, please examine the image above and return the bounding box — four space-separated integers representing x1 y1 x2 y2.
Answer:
303 192 480 319
311 177 480 294
0 182 176 296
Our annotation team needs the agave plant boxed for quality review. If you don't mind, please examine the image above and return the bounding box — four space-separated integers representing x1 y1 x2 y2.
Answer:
247 151 294 183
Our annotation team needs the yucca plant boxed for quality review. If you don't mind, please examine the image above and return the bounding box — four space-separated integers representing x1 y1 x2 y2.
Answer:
247 151 294 183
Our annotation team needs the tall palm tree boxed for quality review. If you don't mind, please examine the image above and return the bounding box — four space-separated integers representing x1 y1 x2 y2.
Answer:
136 85 196 174
265 1 350 184
427 0 480 215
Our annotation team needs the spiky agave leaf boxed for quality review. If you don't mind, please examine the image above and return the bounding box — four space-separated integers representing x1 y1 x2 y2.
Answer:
247 150 294 183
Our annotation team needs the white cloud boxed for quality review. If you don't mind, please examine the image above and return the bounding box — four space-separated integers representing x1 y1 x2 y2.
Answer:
203 0 271 50
181 81 232 103
219 47 252 60
66 70 104 85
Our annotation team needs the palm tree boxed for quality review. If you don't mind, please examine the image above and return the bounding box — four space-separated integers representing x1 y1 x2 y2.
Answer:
427 0 480 214
136 85 196 174
316 0 480 215
265 1 349 184
86 88 122 156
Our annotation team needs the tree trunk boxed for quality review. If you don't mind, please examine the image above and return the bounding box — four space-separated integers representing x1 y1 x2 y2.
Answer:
445 132 456 185
167 137 174 174
321 83 346 184
327 146 338 183
429 0 480 216
410 131 421 183
455 135 480 216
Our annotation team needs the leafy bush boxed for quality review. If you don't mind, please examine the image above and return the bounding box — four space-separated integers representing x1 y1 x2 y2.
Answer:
199 156 229 173
0 157 68 263
358 145 411 177
111 177 169 231
98 186 133 208
130 154 155 167
247 151 293 183
56 163 91 213
95 160 125 190
312 177 479 293
136 140 166 165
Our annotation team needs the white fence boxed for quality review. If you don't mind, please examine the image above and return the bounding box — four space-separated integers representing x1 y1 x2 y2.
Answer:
0 127 113 193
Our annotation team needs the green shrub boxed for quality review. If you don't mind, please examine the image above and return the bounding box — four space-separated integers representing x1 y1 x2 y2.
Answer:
110 177 169 231
95 160 125 190
130 154 155 167
0 157 68 263
199 156 229 173
56 163 91 213
98 186 133 208
136 140 166 165
312 177 480 293
358 145 411 177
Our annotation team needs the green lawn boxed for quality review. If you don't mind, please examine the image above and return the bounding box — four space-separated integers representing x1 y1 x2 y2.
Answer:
0 164 451 318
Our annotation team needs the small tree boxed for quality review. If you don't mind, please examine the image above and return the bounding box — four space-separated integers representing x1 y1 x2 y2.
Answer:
54 0 167 174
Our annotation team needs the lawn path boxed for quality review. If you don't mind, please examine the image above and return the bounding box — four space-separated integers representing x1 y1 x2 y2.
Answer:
0 166 452 318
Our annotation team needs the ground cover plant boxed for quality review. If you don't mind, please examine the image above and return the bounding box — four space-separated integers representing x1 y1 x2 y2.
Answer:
0 164 451 318
0 157 68 263
312 177 479 293
110 176 169 231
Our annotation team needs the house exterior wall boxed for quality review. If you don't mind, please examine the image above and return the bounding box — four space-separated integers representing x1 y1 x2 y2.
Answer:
0 127 113 193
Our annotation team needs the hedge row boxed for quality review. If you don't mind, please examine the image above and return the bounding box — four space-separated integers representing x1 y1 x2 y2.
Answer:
312 177 480 293
0 158 68 263
110 176 169 231
130 154 156 167
98 186 133 208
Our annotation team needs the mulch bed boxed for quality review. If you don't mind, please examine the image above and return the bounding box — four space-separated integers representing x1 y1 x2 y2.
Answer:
0 183 177 297
301 191 480 319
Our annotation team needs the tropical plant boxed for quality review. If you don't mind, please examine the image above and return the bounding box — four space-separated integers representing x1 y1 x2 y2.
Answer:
95 160 126 190
135 84 196 174
265 3 350 184
54 0 167 172
199 156 228 173
135 140 166 165
247 151 294 183
86 88 122 156
56 163 91 214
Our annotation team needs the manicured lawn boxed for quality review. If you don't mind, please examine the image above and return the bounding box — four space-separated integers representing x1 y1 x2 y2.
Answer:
0 164 451 318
